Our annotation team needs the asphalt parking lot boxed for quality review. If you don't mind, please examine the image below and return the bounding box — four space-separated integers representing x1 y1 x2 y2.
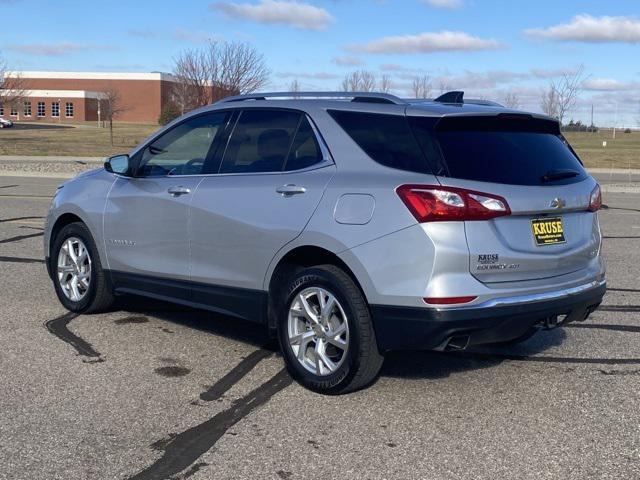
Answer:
0 175 639 480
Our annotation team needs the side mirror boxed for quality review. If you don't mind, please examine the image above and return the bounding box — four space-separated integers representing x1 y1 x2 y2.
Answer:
104 154 131 176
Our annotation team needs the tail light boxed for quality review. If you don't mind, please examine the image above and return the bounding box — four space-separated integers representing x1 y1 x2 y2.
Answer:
588 184 602 212
396 184 511 222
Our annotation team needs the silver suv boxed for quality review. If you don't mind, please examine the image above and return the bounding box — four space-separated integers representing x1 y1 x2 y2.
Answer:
45 92 606 394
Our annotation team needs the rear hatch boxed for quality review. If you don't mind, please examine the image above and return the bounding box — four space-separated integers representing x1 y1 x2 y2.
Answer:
409 113 601 284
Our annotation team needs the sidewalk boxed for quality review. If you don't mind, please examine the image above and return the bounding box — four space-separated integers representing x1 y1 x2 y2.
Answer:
0 155 104 177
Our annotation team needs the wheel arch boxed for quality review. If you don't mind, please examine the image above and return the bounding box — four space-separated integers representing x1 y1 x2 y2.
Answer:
265 244 372 331
49 213 86 258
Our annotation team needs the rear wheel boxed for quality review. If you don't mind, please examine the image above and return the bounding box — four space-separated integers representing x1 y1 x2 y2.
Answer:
277 265 384 394
50 222 114 313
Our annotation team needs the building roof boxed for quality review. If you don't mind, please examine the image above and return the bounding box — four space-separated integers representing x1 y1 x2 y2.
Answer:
22 89 102 99
5 71 175 82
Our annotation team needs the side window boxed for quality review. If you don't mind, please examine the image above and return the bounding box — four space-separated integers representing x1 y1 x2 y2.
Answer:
138 112 228 177
328 110 432 174
283 116 324 171
219 109 300 174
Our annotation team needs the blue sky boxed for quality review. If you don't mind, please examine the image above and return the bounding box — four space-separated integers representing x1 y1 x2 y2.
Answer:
1 0 639 125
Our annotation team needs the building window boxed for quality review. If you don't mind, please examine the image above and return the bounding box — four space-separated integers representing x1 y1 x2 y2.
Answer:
0 103 3 116
65 102 74 118
37 102 45 117
10 104 18 116
24 101 32 117
51 102 60 118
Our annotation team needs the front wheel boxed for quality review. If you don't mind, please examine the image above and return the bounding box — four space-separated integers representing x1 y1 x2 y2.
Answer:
50 222 114 313
277 265 384 394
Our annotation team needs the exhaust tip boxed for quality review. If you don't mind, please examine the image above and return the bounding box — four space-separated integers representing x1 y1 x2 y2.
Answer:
444 335 470 351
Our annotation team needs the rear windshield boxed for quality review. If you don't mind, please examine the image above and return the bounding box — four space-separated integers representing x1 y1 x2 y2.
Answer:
411 115 588 186
328 110 431 174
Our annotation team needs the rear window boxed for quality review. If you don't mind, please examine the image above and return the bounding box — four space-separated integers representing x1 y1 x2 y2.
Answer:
328 110 431 174
410 115 587 186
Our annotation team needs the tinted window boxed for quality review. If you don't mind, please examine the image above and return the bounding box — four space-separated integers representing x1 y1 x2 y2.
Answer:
139 113 228 177
220 109 300 173
284 117 324 171
329 110 431 174
416 116 587 186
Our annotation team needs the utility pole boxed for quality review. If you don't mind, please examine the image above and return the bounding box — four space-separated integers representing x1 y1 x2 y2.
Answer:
613 101 618 139
590 104 594 133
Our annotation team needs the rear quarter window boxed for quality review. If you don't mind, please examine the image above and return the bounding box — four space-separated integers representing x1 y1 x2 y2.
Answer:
328 110 432 174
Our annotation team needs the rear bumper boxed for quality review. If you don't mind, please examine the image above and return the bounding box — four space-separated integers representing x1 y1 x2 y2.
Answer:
370 280 606 351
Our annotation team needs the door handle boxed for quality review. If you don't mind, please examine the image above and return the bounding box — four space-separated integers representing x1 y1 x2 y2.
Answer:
167 186 191 197
276 184 306 196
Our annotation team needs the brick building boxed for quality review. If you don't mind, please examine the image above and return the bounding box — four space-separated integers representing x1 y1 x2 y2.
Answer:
0 71 178 124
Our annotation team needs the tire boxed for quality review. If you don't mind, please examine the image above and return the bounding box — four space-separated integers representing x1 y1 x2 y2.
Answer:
277 264 384 394
50 222 114 313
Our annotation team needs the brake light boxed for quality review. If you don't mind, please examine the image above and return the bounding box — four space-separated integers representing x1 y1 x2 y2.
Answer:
396 184 511 222
424 296 478 305
588 184 602 212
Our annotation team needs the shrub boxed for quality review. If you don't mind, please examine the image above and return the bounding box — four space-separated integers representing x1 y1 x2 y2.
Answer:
624 128 632 134
158 105 181 126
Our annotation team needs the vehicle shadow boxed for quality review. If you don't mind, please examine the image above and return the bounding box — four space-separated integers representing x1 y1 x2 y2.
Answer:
114 295 275 350
381 329 567 380
114 294 567 381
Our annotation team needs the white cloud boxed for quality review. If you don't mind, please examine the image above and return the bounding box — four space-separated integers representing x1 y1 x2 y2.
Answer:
421 0 463 9
348 31 501 54
525 14 640 43
332 55 363 66
5 42 116 56
211 0 333 30
583 78 640 91
530 67 582 79
277 71 340 80
172 28 222 43
127 29 157 39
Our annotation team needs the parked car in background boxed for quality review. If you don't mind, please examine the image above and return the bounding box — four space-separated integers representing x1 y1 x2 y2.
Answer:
0 118 13 128
44 91 606 394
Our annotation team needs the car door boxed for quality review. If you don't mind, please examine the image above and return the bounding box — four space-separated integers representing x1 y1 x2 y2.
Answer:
103 111 231 298
189 108 335 319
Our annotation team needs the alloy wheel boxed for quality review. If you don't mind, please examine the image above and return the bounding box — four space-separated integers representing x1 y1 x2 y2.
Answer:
287 287 349 376
57 237 92 302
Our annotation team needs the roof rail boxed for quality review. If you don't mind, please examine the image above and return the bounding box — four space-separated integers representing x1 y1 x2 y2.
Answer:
464 98 505 107
431 91 505 108
216 91 407 105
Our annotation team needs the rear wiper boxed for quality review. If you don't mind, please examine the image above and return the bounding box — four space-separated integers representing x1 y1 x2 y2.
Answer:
540 169 581 182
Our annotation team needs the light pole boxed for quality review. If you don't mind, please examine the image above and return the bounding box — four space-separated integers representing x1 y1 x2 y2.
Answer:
97 95 101 128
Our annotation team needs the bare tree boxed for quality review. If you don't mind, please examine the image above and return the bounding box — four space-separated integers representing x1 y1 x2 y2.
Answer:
341 70 376 92
437 79 452 95
541 65 588 124
100 88 130 146
288 79 301 92
172 41 270 112
503 91 522 109
172 49 209 115
379 74 392 93
0 54 28 115
540 86 559 118
411 75 432 99
215 41 270 98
